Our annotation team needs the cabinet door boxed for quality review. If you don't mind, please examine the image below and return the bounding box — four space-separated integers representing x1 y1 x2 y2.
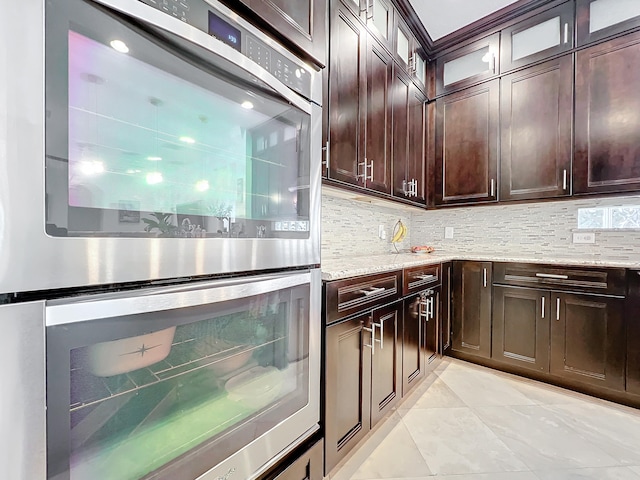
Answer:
550 293 625 391
324 315 372 473
365 36 393 194
492 286 550 373
412 51 428 94
242 0 327 66
270 439 323 480
627 270 640 396
577 0 640 46
424 287 440 366
500 3 574 72
408 83 427 204
328 3 367 187
500 56 573 201
435 80 499 206
370 302 402 426
366 0 394 51
574 31 640 195
391 69 411 199
452 261 492 359
436 34 499 96
394 17 414 72
402 294 425 395
441 262 452 354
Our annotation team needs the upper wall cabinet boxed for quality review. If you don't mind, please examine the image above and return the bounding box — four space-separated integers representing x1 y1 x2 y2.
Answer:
500 56 573 201
435 80 499 206
236 0 327 66
574 30 640 195
436 34 499 96
500 3 574 73
339 0 394 51
576 0 640 47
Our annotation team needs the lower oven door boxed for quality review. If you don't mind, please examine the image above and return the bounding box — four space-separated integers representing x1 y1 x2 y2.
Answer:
45 269 320 480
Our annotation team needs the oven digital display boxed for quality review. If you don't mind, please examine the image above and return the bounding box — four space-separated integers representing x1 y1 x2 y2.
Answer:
208 11 241 51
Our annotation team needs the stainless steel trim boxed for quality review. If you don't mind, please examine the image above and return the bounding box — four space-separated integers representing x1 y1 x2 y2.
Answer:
536 273 569 280
93 0 310 113
564 22 569 44
0 302 46 480
541 296 545 319
556 297 561 321
46 271 311 326
483 268 488 288
563 169 568 190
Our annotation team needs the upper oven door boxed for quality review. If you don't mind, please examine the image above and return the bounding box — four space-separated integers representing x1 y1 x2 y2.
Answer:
0 0 321 294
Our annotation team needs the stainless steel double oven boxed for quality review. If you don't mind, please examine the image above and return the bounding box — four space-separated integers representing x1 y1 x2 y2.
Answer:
0 0 321 478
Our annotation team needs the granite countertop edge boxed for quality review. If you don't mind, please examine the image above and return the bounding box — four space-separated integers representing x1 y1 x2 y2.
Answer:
321 252 640 281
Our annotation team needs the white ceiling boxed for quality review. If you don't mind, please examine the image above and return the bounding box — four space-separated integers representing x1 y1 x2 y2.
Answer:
408 0 521 41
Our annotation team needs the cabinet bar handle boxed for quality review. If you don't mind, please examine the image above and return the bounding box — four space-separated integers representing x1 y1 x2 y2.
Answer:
564 23 569 44
366 0 374 19
413 179 418 197
429 296 434 319
322 140 330 168
541 296 545 319
402 179 408 195
563 169 567 190
483 268 487 288
369 160 374 182
490 179 495 197
376 320 384 349
359 286 386 296
535 273 569 280
363 322 376 355
556 297 561 321
358 160 367 180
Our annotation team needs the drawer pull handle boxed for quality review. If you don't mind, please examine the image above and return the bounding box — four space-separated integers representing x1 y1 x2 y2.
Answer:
541 296 545 319
536 273 569 280
556 297 561 321
416 274 436 281
359 286 386 296
483 268 488 288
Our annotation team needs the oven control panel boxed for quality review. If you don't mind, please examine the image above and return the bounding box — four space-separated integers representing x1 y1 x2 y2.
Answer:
138 0 312 100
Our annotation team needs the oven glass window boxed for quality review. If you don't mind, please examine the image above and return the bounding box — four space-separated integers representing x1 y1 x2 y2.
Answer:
48 284 310 479
45 0 311 239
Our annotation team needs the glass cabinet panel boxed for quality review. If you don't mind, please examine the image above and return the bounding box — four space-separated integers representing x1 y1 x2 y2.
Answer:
372 0 390 39
512 17 561 60
415 53 426 85
397 27 410 65
590 0 640 33
443 47 492 86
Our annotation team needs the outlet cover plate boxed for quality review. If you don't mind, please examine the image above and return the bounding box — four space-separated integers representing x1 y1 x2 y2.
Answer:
573 232 596 244
445 227 454 239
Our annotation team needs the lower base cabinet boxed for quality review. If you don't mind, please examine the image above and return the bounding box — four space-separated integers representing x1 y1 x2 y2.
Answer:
324 301 402 473
262 439 324 480
627 270 640 396
550 292 626 392
492 286 550 373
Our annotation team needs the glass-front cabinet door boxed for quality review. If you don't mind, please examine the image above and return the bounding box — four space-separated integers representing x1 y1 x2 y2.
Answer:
501 3 574 72
577 0 640 46
45 0 311 241
46 272 317 480
367 0 394 50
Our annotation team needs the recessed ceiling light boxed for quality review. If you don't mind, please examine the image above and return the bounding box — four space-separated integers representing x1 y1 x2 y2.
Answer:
147 156 162 161
241 101 254 110
179 136 195 144
110 40 129 53
146 172 163 185
195 179 210 192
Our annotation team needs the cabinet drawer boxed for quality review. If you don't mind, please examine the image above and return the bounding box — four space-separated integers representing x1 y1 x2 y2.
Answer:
403 263 440 295
493 263 626 296
272 439 323 480
325 270 402 324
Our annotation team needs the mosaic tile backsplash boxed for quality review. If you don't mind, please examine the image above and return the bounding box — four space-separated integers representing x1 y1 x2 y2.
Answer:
322 190 640 263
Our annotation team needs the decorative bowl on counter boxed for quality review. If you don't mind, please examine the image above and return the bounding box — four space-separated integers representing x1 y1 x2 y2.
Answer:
86 326 177 377
411 245 435 254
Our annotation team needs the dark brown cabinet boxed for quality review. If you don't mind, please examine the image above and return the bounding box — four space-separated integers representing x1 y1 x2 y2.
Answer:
492 286 550 373
441 262 452 354
627 270 640 396
577 0 640 47
435 34 500 96
550 292 626 392
234 0 326 66
370 302 403 426
574 30 640 195
262 439 324 480
500 56 573 201
435 80 499 206
327 1 392 194
324 314 372 473
500 3 574 73
392 69 427 204
451 261 492 359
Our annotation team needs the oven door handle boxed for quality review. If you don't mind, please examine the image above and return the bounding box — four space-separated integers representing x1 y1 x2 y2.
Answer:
46 270 313 326
89 0 312 114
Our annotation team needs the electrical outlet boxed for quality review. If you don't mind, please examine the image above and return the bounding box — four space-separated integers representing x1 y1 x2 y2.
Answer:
378 224 386 240
573 232 596 244
444 227 454 239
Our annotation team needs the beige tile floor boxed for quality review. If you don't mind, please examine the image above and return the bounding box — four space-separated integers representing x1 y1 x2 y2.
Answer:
328 358 640 480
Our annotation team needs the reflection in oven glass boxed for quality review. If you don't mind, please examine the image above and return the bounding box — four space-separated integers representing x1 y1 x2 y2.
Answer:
68 297 305 479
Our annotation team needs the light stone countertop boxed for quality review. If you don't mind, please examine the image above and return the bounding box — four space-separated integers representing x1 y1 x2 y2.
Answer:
321 250 640 281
